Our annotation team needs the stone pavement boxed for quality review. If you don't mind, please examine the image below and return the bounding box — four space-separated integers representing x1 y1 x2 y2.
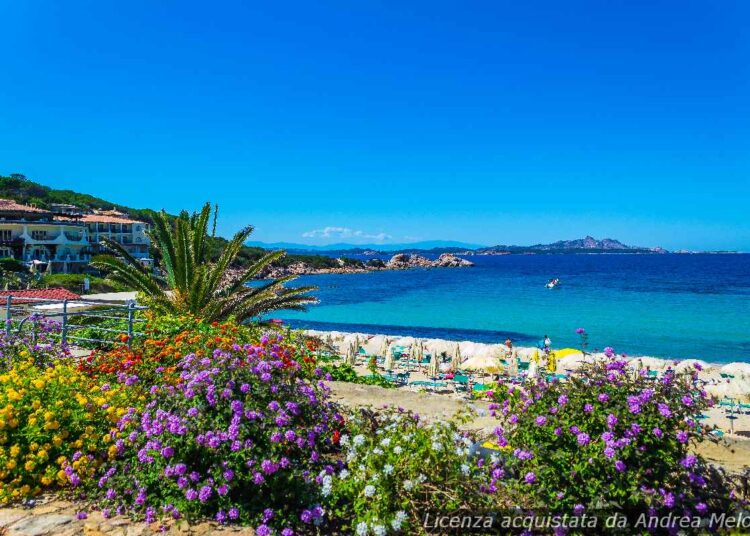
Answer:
0 496 255 536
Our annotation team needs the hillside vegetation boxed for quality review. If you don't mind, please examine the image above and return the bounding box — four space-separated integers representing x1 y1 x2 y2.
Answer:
0 174 362 271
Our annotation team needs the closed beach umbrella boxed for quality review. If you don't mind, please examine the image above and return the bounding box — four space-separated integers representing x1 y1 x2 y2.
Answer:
347 343 357 366
380 337 391 359
427 350 439 377
451 343 462 371
383 338 395 370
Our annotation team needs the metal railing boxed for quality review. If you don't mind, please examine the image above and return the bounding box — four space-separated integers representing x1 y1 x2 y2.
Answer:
2 295 148 349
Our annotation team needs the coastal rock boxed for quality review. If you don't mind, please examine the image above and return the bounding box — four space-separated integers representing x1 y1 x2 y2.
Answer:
386 253 431 269
433 253 474 267
386 253 474 269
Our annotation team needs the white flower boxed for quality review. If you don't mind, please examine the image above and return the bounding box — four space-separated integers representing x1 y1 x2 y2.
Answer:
373 524 387 536
383 464 394 475
431 441 442 451
356 521 369 535
461 464 470 475
353 434 365 447
371 473 380 481
339 469 350 479
358 464 366 472
372 447 383 455
392 510 407 530
393 446 403 455
340 434 350 446
403 480 414 491
380 437 391 447
364 485 376 497
418 473 426 483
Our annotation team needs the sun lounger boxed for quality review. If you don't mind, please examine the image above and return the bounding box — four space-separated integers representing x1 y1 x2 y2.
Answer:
409 379 447 390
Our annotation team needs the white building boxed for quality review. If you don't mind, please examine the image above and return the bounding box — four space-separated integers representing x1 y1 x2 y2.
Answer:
0 199 151 273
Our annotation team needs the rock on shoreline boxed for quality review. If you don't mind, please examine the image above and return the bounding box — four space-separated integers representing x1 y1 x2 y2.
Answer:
258 253 474 278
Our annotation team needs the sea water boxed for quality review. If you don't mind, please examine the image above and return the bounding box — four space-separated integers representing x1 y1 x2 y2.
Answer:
275 254 750 363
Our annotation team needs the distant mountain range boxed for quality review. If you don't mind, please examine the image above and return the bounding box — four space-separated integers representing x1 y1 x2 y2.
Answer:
246 240 486 252
250 236 668 255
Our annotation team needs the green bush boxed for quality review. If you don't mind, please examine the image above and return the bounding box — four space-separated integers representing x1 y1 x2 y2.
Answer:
33 274 126 294
321 363 395 388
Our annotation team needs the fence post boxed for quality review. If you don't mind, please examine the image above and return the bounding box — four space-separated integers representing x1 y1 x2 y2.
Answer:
126 301 135 349
4 295 11 336
61 299 68 346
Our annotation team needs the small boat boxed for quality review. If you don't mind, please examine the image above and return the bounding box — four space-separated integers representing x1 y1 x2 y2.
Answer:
545 278 561 289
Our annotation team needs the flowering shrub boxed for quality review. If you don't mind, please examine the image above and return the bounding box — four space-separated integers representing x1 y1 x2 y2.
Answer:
0 360 132 502
88 333 340 533
488 357 735 516
0 316 69 369
80 315 261 382
325 409 495 535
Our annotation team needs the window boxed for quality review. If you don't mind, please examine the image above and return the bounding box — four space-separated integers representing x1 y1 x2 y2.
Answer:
0 229 11 241
31 230 47 240
0 247 12 258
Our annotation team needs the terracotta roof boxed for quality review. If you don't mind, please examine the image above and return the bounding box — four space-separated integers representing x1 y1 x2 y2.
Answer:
80 214 145 224
0 198 51 214
0 288 81 304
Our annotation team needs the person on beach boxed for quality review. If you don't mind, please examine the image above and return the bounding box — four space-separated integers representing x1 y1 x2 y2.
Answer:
543 335 552 354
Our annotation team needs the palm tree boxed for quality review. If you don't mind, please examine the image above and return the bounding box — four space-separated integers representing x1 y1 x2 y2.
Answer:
91 203 317 323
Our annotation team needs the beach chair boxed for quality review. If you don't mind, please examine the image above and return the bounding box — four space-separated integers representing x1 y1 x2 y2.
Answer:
409 379 447 391
452 373 471 393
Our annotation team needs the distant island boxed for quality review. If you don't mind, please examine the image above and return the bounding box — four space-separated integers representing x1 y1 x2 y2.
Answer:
251 235 669 258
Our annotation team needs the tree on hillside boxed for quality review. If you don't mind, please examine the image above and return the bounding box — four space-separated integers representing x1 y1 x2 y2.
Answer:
91 203 317 322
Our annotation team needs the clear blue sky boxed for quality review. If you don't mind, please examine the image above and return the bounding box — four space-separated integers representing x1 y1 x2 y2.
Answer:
1 1 748 250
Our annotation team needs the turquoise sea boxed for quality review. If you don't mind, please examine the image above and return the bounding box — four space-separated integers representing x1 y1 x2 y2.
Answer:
275 254 750 363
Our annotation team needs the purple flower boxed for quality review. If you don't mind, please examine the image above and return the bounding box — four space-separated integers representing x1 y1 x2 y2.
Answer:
535 416 547 426
681 395 693 407
576 433 591 446
198 485 212 502
524 471 536 484
583 404 593 413
603 347 615 357
573 504 585 515
603 446 615 459
676 430 689 444
606 414 618 429
185 489 198 501
658 403 672 418
256 525 271 536
229 508 240 520
598 393 609 403
652 427 663 438
681 454 697 468
557 395 568 406
161 446 174 458
76 512 87 520
614 460 626 472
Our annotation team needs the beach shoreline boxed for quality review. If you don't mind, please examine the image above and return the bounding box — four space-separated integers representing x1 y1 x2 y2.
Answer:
303 328 750 400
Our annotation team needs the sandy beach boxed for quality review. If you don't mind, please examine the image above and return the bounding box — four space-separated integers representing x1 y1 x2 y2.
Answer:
309 329 750 473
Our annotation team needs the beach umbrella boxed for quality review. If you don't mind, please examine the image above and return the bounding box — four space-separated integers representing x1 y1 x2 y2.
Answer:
383 338 395 370
345 343 356 366
462 354 501 373
427 350 439 377
451 343 462 371
721 363 750 379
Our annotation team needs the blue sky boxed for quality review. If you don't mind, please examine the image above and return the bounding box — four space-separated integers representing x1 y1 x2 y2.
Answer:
1 1 748 250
